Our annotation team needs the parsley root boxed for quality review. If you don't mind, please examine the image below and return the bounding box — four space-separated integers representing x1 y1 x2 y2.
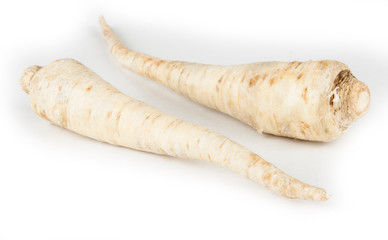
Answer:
100 17 370 142
21 58 328 200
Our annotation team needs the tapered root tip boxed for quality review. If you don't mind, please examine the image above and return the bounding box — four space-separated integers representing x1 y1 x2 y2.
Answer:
20 65 41 94
99 15 121 50
301 186 330 201
99 16 107 28
286 181 329 201
99 15 111 38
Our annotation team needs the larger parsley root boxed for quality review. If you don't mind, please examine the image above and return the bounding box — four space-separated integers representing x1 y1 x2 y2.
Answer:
100 17 370 142
21 58 328 200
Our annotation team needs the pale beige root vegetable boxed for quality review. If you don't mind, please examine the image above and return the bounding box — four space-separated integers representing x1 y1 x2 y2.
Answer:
21 58 328 200
100 17 370 142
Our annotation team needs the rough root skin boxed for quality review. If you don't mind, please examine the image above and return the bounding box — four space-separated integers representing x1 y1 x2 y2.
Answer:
99 17 370 142
21 58 328 201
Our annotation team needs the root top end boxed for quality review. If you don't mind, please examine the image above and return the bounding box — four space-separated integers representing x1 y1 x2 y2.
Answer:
333 70 370 130
20 65 41 94
347 81 370 119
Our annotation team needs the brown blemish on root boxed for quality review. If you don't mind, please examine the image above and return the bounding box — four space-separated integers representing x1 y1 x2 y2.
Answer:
333 69 353 87
319 60 329 70
223 156 231 167
106 111 112 118
86 85 93 91
176 68 185 87
258 159 272 169
302 88 308 103
294 62 302 68
240 72 246 83
300 121 310 133
297 73 304 80
61 109 67 128
246 160 253 177
40 110 48 120
115 110 122 130
116 110 122 119
286 61 301 71
141 115 151 128
146 58 162 78
269 78 275 86
329 94 335 107
262 73 268 80
219 140 226 149
249 74 264 87
165 120 176 129
154 60 162 67
262 172 272 182
285 62 295 71
249 78 255 87
142 57 152 69
114 109 123 136
151 114 162 124
272 178 279 187
198 68 207 85
301 128 306 136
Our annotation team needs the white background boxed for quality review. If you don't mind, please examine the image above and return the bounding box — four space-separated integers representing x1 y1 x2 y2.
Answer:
1 0 387 239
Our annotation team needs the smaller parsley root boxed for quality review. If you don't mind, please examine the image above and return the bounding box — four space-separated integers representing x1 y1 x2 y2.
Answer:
100 17 370 142
21 58 328 200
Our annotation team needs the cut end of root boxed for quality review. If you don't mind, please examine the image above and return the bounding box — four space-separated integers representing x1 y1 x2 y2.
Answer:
331 70 371 130
20 65 41 94
347 80 370 119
